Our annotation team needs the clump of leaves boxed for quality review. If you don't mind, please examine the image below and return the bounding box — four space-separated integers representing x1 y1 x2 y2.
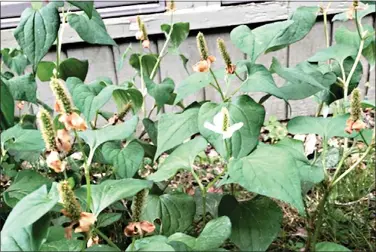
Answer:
0 0 375 251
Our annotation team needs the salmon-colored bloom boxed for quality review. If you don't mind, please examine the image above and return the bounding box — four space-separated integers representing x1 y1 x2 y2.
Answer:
142 39 150 49
124 221 155 237
59 112 88 131
16 101 25 110
193 56 216 73
56 129 72 152
87 236 99 247
54 101 62 113
225 64 236 74
75 212 97 233
46 151 66 173
345 118 366 134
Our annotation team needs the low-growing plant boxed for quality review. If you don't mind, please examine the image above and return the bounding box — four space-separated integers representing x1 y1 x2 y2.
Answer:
0 0 375 251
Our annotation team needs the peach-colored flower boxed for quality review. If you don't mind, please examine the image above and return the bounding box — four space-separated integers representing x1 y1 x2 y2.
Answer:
59 112 87 131
193 56 216 73
56 129 72 152
345 118 366 134
54 101 62 113
135 31 144 40
75 212 97 233
46 151 66 173
225 64 236 74
16 101 25 110
87 236 99 247
142 39 150 49
124 221 155 237
64 223 74 239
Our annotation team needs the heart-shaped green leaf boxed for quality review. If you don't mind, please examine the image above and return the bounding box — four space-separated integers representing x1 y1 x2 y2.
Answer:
3 170 52 208
98 140 144 178
155 107 200 159
78 179 153 216
230 21 293 63
2 183 59 234
2 73 37 103
68 9 116 46
13 3 60 71
308 44 358 65
78 116 138 152
223 144 304 213
267 6 319 52
67 77 142 122
168 216 231 250
198 95 265 159
1 124 45 153
174 72 212 104
59 58 89 81
161 22 190 51
141 193 196 236
1 48 29 75
287 114 358 139
148 137 207 182
145 76 175 109
1 214 51 252
68 0 94 18
219 195 283 251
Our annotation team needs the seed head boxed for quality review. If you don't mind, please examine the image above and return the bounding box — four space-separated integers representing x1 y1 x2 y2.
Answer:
37 109 57 151
59 180 81 221
196 32 209 60
131 189 148 222
217 38 232 67
350 88 361 121
50 78 73 114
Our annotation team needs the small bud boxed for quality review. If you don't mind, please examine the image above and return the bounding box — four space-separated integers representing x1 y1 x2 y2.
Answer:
59 180 82 222
131 189 148 222
167 0 176 12
196 32 209 60
50 78 73 114
350 88 361 121
38 109 57 151
353 0 359 8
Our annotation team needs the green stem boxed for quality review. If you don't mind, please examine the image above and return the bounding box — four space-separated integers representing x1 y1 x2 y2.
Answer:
235 71 245 82
131 237 136 251
37 99 54 114
331 132 374 187
149 13 174 79
206 167 227 191
209 68 225 101
344 39 365 94
309 189 330 251
56 9 68 69
191 166 206 224
85 150 94 212
354 8 363 39
95 228 121 251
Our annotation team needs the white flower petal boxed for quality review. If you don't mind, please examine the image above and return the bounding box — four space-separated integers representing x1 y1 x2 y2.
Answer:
213 109 225 128
204 122 223 134
222 131 233 139
223 122 244 139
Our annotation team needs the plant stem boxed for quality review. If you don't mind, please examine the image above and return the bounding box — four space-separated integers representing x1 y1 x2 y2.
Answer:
36 99 54 114
344 39 364 94
85 150 94 212
209 68 225 101
309 189 330 251
331 132 374 187
191 166 206 224
150 13 174 80
321 138 329 178
95 228 121 251
235 71 245 82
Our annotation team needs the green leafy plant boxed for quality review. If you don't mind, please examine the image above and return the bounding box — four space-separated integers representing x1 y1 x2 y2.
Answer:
0 0 375 251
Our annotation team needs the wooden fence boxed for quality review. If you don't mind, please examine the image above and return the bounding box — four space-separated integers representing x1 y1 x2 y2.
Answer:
1 2 375 121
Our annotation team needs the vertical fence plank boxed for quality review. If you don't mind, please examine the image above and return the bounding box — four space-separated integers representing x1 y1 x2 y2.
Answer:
288 21 330 117
365 14 375 102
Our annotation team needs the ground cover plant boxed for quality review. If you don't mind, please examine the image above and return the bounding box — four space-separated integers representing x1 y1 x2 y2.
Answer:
0 0 375 251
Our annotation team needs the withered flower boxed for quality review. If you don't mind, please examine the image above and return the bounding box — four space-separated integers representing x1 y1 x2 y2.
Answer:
124 221 155 237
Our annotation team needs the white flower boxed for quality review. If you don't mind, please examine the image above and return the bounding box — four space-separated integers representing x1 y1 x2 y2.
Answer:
204 107 243 139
